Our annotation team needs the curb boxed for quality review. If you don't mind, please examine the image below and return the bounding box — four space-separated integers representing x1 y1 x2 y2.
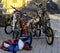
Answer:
49 14 60 20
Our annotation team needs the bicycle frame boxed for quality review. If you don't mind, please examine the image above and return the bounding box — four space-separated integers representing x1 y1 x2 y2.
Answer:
12 14 17 31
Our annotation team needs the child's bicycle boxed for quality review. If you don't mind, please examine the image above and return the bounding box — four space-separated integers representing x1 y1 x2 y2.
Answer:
5 14 13 34
4 6 23 39
31 2 54 45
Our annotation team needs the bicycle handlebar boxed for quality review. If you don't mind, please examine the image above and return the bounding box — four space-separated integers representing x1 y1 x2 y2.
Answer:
32 2 43 8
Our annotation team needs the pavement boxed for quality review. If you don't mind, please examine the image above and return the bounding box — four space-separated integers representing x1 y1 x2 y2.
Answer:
49 14 60 37
0 14 60 53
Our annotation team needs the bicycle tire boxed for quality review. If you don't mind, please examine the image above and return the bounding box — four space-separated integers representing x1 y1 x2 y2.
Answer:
12 20 21 39
45 27 54 45
35 29 41 37
5 24 12 34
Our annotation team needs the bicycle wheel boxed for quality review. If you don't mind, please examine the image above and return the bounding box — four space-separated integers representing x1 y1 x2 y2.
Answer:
31 29 36 37
13 30 19 39
12 20 21 39
35 22 41 37
35 29 41 37
5 24 12 34
45 27 54 45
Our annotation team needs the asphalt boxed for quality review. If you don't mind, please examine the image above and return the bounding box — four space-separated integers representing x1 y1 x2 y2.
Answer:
0 27 60 53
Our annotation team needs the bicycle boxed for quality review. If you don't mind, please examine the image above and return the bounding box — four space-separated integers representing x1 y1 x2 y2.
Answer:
4 6 31 39
31 2 54 45
5 14 13 34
